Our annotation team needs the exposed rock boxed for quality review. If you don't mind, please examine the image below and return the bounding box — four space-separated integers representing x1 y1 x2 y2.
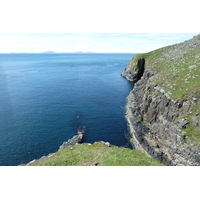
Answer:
59 126 85 150
191 116 200 131
93 162 99 166
183 101 191 113
121 58 145 82
124 69 200 165
105 142 111 147
189 65 197 70
177 118 189 129
122 41 200 166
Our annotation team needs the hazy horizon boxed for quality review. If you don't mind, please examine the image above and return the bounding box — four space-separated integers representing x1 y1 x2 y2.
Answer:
0 33 198 54
0 51 136 54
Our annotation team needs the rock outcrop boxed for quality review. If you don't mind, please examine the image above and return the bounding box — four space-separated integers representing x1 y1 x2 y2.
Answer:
122 34 200 166
121 58 145 82
59 126 85 150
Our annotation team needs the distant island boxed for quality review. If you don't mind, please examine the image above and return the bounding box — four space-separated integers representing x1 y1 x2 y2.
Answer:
23 34 200 166
41 51 57 54
122 34 200 166
1 51 135 54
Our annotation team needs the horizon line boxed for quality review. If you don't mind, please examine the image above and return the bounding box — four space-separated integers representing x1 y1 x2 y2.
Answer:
0 52 138 54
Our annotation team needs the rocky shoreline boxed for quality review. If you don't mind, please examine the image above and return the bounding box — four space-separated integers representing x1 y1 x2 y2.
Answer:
59 126 85 150
122 35 200 166
24 35 200 166
25 126 86 166
125 70 200 165
25 126 114 166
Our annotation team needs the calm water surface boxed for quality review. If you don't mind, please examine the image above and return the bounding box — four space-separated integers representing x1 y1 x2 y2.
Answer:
0 53 134 166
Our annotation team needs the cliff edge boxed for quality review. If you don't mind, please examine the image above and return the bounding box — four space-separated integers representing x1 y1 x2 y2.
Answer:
122 34 200 165
23 127 163 166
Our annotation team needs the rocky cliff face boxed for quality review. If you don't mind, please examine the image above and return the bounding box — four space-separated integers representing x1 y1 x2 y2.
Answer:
121 58 145 82
123 34 200 166
59 126 85 150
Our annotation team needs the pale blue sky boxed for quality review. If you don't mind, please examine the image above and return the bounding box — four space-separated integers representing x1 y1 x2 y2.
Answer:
0 33 198 53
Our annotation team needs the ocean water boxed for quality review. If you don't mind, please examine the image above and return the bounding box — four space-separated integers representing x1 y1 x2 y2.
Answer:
0 53 134 166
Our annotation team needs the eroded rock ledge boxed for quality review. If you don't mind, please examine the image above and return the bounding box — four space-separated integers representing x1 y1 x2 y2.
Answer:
59 126 85 150
126 70 200 165
123 56 200 166
121 58 145 82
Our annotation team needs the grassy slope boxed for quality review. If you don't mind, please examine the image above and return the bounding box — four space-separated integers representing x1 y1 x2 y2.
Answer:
23 36 199 166
133 34 200 142
135 35 200 100
25 142 163 166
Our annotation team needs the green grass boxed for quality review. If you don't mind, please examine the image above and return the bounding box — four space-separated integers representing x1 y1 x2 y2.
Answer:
184 117 200 143
136 36 200 100
24 142 164 166
191 97 200 114
134 52 152 60
127 35 200 142
130 36 200 99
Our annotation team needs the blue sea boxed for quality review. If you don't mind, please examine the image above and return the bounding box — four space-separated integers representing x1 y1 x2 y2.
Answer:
0 53 134 166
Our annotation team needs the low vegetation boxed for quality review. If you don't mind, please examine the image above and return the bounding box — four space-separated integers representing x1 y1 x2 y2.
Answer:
129 35 200 142
24 142 164 166
136 35 200 100
25 35 200 166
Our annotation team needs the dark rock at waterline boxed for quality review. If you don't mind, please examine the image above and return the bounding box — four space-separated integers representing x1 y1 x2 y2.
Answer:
122 35 200 165
121 58 145 82
59 126 86 150
125 69 200 165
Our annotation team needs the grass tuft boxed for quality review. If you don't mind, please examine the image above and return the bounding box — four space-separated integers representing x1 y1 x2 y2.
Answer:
25 142 164 166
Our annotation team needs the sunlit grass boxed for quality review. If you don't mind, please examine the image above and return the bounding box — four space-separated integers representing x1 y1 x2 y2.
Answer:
25 142 164 166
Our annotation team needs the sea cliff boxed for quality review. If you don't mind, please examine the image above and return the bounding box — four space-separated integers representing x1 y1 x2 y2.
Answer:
23 127 163 166
122 34 200 166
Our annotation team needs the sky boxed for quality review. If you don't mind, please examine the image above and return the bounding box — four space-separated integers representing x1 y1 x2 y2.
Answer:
0 33 198 53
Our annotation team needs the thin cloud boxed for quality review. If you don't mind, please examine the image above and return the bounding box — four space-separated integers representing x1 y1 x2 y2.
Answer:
0 33 198 53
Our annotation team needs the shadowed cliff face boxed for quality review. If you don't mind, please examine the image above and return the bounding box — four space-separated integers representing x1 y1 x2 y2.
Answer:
137 58 145 79
121 58 145 82
122 35 200 166
126 70 200 166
